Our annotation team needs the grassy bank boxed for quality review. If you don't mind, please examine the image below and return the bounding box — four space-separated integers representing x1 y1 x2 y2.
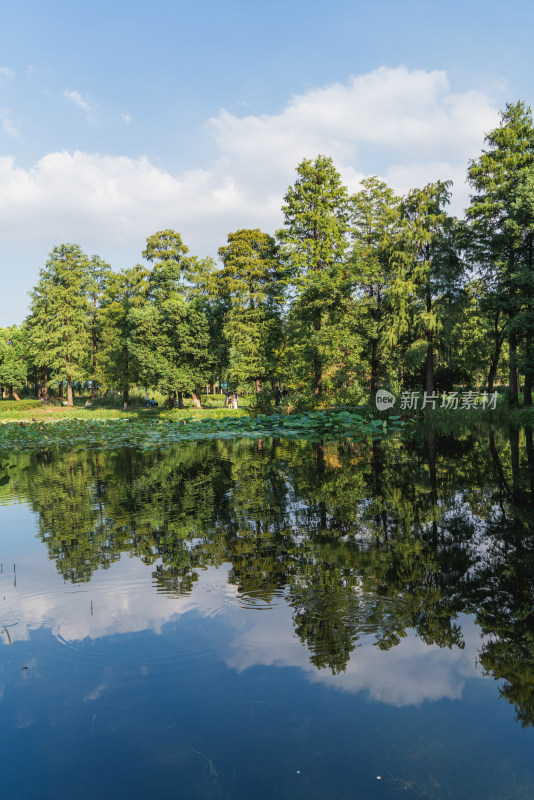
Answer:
0 395 250 423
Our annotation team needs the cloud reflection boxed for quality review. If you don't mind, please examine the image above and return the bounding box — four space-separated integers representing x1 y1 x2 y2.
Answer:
1 534 486 708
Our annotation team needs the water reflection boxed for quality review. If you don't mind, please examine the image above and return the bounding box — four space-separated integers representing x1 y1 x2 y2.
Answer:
2 424 534 725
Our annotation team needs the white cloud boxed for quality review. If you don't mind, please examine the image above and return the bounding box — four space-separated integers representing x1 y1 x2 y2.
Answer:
0 66 503 322
121 112 132 125
63 89 98 123
0 151 255 252
0 66 15 81
207 66 499 215
0 109 18 137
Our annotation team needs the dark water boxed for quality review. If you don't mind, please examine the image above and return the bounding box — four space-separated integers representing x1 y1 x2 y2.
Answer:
1 424 534 799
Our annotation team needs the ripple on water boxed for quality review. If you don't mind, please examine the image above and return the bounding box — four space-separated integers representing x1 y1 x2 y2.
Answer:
0 493 28 508
236 587 286 610
22 569 247 674
288 588 412 639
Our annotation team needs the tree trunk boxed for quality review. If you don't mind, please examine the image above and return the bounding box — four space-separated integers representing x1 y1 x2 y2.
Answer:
43 373 48 404
212 383 217 395
168 394 175 409
13 391 20 401
524 371 532 407
255 378 262 394
425 338 434 396
487 330 504 395
178 391 184 409
487 367 495 395
122 385 129 411
8 385 14 400
58 381 63 399
370 337 379 400
524 328 533 407
423 276 435 396
526 426 534 495
67 377 74 406
314 313 322 396
191 392 202 408
509 331 519 406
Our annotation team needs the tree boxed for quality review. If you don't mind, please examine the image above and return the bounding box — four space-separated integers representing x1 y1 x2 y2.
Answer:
24 292 52 402
349 177 402 400
130 294 210 408
142 229 190 291
467 101 534 404
217 228 284 393
28 244 91 405
135 231 211 407
440 278 506 391
142 228 214 300
278 155 350 396
100 264 149 410
506 166 534 404
390 181 462 395
0 326 27 399
86 255 111 401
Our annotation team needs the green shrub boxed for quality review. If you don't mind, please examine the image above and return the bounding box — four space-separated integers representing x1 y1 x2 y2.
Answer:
279 389 317 414
248 388 276 414
0 398 43 410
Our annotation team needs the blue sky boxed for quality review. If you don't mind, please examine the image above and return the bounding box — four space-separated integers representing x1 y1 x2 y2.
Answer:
1 0 534 323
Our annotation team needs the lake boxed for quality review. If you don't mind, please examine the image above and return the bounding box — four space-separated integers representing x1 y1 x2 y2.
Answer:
1 423 534 799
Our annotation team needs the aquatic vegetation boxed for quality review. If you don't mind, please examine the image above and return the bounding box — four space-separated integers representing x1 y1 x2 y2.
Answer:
0 411 403 453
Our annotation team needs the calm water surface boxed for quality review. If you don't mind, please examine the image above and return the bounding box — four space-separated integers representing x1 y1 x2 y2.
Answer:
1 425 534 799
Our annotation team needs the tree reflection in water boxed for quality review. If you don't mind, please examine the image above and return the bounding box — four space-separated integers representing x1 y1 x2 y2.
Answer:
2 422 534 724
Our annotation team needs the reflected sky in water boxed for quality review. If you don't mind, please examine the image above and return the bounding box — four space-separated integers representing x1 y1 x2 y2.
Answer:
1 427 534 799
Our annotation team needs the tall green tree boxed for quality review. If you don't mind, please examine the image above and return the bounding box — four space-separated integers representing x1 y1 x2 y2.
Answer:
142 228 214 299
28 244 91 405
217 228 283 393
278 155 350 396
129 295 210 408
86 255 111 401
506 166 534 404
467 101 534 404
391 181 462 395
0 325 27 399
100 264 149 410
438 278 506 390
24 292 52 402
134 230 211 407
142 229 190 291
349 177 401 399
